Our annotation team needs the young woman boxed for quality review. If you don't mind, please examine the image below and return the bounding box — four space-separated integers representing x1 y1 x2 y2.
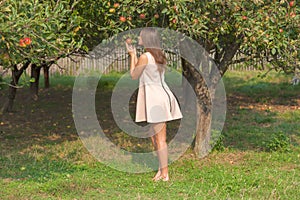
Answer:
126 28 182 181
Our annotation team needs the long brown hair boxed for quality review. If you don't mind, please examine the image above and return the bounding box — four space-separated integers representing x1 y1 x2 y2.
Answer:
140 28 166 73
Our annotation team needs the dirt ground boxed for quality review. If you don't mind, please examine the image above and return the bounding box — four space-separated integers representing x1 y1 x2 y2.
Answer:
0 79 299 153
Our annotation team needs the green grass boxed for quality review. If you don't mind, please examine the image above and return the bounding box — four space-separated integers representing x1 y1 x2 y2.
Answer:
0 70 299 199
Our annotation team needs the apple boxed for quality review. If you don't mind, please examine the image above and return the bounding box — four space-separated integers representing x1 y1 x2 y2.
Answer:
172 18 177 24
173 5 179 13
125 38 133 50
234 6 241 12
154 13 159 19
126 38 132 45
23 37 32 45
242 16 247 20
290 12 296 18
279 28 283 33
113 3 120 8
289 1 295 7
127 16 132 21
19 39 26 47
73 26 81 33
109 8 115 13
139 13 146 19
193 19 199 24
119 16 126 22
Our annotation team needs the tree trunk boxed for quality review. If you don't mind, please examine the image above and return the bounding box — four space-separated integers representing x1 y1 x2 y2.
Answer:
181 59 196 110
1 62 30 113
43 64 50 89
181 59 213 158
30 64 41 101
194 92 212 158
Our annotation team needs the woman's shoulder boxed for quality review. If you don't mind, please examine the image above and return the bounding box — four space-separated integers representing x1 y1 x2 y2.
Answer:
141 52 151 58
143 52 155 64
139 53 149 62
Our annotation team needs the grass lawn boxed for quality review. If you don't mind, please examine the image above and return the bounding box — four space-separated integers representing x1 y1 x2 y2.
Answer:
0 71 299 199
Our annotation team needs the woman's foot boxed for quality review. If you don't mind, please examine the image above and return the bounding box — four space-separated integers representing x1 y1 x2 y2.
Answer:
161 174 169 182
152 170 161 181
153 173 169 182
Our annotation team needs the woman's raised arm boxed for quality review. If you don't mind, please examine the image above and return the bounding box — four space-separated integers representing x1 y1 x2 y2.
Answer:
130 54 147 80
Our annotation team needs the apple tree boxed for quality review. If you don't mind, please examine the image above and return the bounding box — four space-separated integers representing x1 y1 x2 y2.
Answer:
163 0 299 157
0 0 83 112
74 0 299 158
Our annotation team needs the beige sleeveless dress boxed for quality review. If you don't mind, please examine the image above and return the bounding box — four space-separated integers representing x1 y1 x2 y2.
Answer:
135 52 183 123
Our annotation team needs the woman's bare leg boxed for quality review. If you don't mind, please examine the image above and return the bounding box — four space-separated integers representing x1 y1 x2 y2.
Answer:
152 122 168 181
150 125 161 180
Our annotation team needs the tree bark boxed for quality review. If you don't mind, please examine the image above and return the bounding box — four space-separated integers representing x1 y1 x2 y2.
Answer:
43 64 50 89
1 61 30 113
194 102 212 157
181 59 212 158
30 63 41 101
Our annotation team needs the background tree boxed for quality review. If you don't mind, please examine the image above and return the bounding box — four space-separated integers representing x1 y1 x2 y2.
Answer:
165 0 299 157
0 0 83 112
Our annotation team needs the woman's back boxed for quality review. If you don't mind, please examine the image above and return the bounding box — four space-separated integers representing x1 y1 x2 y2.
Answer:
135 52 182 123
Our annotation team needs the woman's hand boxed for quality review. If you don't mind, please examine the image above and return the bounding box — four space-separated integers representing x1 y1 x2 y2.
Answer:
125 39 136 56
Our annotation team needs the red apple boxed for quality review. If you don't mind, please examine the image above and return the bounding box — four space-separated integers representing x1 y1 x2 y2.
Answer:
139 13 146 19
173 5 179 13
154 13 159 19
113 3 120 8
289 1 295 7
19 39 26 47
279 28 283 33
119 16 126 22
23 37 32 45
172 18 177 24
126 38 132 45
242 16 247 20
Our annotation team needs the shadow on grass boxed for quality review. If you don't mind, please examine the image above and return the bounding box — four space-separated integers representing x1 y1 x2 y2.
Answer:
222 76 299 151
0 72 299 178
0 75 181 179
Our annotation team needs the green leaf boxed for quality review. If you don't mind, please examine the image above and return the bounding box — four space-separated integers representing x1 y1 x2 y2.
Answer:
161 8 168 14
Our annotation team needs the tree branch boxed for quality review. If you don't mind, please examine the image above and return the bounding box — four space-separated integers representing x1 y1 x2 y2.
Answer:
218 42 240 76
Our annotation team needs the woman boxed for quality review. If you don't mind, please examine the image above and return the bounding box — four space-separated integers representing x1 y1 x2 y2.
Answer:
126 28 182 181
